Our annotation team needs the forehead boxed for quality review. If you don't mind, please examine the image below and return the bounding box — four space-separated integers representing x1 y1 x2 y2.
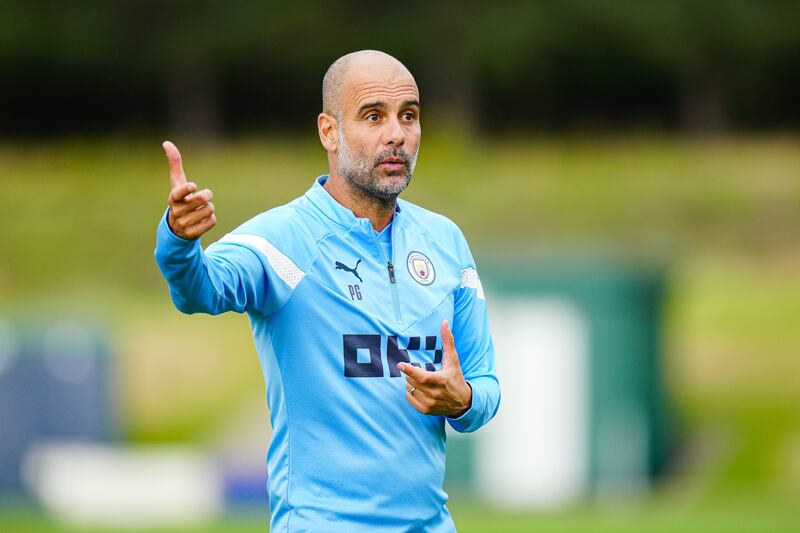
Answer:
342 66 419 114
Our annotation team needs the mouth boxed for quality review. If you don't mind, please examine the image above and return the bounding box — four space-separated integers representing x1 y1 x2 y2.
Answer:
378 157 406 171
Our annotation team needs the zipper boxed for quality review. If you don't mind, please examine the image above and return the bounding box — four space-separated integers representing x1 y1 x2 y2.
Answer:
370 227 403 325
387 260 402 323
386 261 402 323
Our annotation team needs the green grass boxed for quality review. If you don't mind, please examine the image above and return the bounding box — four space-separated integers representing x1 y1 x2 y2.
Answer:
2 495 799 532
2 134 799 295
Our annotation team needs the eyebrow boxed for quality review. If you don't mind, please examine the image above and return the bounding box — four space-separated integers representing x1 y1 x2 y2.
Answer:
357 101 387 114
357 99 421 115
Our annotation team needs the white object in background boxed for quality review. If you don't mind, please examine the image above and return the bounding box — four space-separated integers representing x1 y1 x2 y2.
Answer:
23 442 223 529
478 298 589 509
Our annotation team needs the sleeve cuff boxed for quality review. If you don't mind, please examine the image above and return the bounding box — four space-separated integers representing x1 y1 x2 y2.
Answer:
446 381 481 432
158 206 198 246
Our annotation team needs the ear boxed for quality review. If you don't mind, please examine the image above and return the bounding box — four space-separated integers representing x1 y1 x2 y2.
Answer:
317 113 338 153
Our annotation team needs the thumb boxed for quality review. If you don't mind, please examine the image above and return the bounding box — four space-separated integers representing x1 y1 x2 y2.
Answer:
440 320 460 370
162 140 187 188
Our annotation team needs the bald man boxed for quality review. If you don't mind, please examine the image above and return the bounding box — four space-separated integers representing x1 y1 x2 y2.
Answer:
155 50 500 532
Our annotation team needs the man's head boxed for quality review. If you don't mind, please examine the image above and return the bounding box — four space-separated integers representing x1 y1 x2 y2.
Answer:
318 50 421 205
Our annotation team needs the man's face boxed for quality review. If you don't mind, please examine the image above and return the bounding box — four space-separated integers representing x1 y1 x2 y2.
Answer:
335 66 421 202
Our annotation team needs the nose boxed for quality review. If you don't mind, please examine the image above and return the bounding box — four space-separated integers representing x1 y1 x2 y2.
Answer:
382 115 405 147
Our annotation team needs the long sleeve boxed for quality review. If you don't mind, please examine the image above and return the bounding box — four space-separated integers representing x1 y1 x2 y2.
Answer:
153 207 269 315
445 244 501 433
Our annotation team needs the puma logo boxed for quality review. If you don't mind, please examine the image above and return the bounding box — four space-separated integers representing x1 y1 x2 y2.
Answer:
335 259 363 283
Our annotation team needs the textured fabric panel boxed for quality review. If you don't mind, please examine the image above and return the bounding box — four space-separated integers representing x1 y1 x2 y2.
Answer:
460 267 485 300
219 233 305 289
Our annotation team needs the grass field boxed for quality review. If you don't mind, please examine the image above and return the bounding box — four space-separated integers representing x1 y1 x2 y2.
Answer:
2 495 799 532
1 135 799 531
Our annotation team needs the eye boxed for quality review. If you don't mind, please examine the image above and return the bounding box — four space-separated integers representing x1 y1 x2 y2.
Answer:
366 113 380 122
401 111 416 121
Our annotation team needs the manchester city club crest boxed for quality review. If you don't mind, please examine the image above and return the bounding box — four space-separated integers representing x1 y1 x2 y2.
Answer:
406 251 435 285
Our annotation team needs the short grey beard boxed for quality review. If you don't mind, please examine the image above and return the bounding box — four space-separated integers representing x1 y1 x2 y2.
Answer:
336 124 417 206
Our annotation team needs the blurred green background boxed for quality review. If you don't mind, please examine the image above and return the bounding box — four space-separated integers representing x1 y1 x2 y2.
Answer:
2 1 799 531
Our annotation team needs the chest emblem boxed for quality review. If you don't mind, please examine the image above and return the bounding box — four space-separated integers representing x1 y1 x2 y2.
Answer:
407 251 435 285
335 259 363 283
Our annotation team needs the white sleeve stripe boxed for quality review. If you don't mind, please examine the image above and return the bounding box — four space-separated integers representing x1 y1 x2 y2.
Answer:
218 233 305 289
460 267 485 300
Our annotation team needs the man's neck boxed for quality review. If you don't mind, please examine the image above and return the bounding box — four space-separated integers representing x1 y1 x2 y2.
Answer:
324 172 396 232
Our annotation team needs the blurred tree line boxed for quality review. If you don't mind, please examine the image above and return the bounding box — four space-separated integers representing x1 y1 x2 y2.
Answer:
1 0 798 138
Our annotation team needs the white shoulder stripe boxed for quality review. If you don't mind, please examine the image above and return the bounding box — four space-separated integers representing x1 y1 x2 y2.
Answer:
460 267 485 300
218 233 305 289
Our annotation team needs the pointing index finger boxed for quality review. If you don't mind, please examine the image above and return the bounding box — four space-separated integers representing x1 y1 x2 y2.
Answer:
398 361 439 383
162 140 187 188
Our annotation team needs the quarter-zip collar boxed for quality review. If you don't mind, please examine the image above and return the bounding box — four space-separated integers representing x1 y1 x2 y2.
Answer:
305 174 402 232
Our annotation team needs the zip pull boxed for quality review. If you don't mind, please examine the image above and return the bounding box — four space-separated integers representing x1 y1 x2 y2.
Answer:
387 261 396 283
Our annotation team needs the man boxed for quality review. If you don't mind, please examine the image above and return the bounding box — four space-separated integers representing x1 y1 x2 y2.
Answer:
154 50 500 532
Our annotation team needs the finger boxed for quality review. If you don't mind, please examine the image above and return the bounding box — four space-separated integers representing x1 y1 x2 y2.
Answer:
405 391 431 414
178 202 215 227
183 214 216 240
403 371 442 390
407 381 441 400
170 188 213 216
163 140 187 188
169 181 198 204
184 188 214 205
403 374 425 390
398 362 436 383
440 320 460 369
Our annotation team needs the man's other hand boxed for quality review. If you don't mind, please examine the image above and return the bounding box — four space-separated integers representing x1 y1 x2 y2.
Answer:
398 320 472 417
163 140 217 240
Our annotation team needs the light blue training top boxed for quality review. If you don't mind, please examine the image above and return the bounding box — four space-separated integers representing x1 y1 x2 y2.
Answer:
154 175 500 532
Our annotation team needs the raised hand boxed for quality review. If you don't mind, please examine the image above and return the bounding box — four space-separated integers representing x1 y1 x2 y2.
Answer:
398 320 472 417
163 140 217 240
